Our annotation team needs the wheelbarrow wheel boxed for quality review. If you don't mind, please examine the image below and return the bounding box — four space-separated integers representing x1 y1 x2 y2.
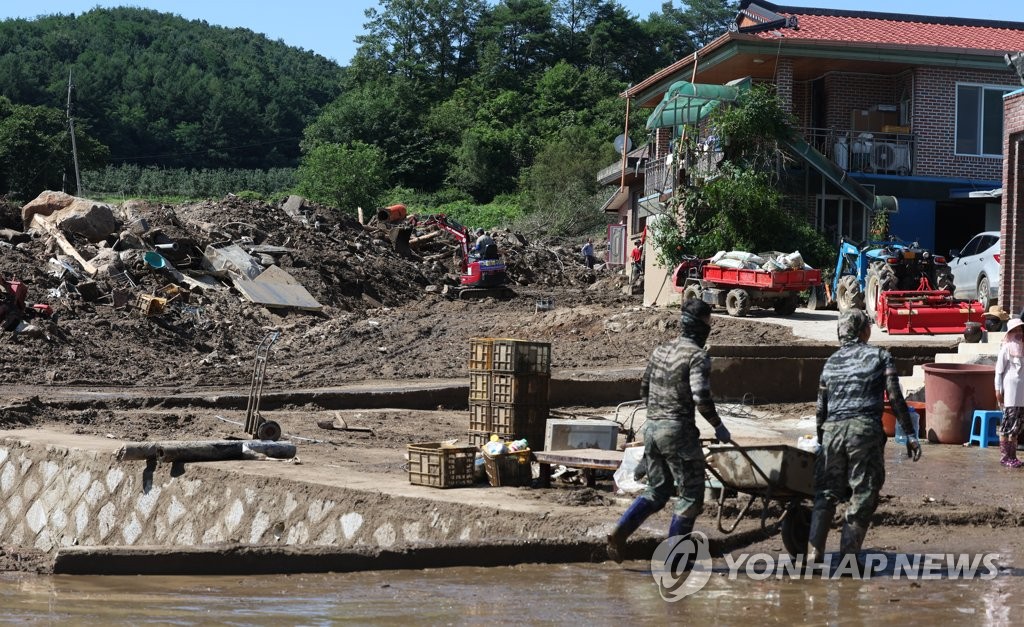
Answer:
781 502 811 558
256 420 282 442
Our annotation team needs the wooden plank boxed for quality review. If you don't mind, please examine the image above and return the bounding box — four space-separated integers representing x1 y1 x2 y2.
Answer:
31 215 98 275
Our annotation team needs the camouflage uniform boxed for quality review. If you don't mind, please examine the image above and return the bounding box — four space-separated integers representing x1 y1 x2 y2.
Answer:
804 310 921 570
814 310 914 527
606 304 725 563
639 333 721 518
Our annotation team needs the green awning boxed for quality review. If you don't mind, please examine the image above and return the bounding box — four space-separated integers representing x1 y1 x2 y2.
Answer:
645 81 745 130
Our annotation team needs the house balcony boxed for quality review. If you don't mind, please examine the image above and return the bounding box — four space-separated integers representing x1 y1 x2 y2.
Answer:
801 127 916 176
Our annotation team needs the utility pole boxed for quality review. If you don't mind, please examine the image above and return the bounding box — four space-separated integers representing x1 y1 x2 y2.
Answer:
65 69 82 195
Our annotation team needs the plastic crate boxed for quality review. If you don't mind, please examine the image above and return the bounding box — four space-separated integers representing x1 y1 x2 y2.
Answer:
469 338 494 371
483 449 534 487
469 372 491 403
491 403 550 434
491 339 551 375
407 442 476 488
467 430 496 447
468 402 491 432
491 373 549 406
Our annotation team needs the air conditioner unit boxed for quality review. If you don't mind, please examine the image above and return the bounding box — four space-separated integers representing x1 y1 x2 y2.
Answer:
869 141 911 175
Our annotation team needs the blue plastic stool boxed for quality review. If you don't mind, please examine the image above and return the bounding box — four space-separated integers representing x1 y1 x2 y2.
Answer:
967 410 1002 448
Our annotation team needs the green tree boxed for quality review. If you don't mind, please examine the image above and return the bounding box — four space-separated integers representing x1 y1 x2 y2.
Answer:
651 85 833 270
519 125 613 235
296 141 388 214
0 96 108 199
683 0 738 48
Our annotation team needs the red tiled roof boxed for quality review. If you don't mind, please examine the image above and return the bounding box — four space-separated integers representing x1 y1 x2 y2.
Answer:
758 6 1024 52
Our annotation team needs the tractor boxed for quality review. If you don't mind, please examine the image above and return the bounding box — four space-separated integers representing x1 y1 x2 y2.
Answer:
815 238 982 334
830 238 954 317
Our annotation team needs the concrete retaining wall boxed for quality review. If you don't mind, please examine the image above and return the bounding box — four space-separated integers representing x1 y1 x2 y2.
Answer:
0 436 597 556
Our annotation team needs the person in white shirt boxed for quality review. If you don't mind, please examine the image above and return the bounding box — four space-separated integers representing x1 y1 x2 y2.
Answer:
995 317 1024 468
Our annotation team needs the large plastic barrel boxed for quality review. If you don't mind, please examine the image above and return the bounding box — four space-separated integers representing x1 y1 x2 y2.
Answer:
922 363 996 444
377 204 407 223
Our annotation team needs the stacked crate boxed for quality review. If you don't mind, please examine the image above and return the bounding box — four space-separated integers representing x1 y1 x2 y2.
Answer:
468 338 551 448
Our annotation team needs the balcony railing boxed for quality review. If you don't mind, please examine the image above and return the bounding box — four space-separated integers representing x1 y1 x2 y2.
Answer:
801 127 916 176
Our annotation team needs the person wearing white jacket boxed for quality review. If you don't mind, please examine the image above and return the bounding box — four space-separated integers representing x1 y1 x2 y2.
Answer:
994 317 1024 468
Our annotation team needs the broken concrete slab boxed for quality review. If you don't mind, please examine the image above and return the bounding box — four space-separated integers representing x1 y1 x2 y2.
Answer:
202 242 264 280
232 265 322 311
282 195 309 224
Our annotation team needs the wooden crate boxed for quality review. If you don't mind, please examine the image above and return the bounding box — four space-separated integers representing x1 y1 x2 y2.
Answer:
469 338 494 371
468 402 491 432
407 442 476 488
468 372 491 403
491 373 549 406
491 339 551 375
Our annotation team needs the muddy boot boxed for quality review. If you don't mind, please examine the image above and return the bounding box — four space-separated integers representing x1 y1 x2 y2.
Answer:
668 515 695 539
1000 438 1023 468
805 505 834 569
607 497 656 564
839 521 869 577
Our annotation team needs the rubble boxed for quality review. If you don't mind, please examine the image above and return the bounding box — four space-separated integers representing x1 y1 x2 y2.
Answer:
0 192 803 390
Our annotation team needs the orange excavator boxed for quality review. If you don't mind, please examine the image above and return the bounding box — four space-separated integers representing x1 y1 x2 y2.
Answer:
408 213 514 300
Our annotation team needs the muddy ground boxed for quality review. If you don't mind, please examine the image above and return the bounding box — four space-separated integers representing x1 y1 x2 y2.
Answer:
1 195 1005 575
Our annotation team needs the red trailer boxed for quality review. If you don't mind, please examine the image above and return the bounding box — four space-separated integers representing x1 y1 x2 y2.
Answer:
674 261 822 317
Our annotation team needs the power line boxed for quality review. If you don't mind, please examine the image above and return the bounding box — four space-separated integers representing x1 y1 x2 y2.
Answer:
107 136 302 163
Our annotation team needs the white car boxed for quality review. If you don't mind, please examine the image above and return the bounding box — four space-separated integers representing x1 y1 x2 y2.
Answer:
948 231 1000 306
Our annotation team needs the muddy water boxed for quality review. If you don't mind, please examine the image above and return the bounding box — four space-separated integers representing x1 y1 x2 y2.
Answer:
3 558 1023 624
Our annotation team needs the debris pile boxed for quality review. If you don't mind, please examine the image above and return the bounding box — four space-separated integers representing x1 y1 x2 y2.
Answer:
0 193 611 388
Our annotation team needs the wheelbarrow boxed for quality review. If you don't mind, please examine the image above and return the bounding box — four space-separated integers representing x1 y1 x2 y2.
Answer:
704 440 816 557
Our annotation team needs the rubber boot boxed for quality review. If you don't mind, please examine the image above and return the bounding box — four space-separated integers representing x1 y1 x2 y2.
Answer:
839 521 869 577
666 516 697 571
1004 437 1024 468
805 505 834 570
668 515 695 539
607 498 657 563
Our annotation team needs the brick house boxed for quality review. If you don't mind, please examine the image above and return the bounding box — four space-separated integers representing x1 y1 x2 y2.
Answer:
1001 87 1024 313
599 0 1024 306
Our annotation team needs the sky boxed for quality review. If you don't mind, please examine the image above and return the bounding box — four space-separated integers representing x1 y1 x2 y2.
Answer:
1 1 1023 67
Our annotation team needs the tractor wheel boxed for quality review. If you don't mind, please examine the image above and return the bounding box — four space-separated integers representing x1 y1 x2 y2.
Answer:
865 261 897 320
978 275 993 307
936 267 955 294
682 284 703 303
835 275 864 313
774 295 799 316
806 285 829 311
725 289 750 317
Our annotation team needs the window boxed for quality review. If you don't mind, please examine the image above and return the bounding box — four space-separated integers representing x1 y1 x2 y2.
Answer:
956 84 1014 156
817 196 867 245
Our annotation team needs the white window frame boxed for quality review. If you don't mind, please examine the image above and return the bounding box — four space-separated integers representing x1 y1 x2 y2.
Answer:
954 82 1016 158
816 195 867 245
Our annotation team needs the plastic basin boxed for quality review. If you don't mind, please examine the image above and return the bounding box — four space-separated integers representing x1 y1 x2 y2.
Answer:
881 400 926 437
923 363 996 444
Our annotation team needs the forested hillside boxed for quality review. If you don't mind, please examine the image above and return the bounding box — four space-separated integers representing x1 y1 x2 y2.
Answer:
0 0 736 232
0 7 344 170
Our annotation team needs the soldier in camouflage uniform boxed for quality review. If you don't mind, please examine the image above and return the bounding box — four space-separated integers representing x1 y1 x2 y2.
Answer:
808 309 922 568
607 298 732 563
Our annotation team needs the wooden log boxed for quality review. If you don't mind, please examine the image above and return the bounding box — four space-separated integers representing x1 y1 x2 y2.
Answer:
31 215 98 275
116 440 296 463
409 229 444 246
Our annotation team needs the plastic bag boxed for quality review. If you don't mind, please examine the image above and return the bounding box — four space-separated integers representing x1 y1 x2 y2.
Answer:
796 434 820 454
614 446 647 494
